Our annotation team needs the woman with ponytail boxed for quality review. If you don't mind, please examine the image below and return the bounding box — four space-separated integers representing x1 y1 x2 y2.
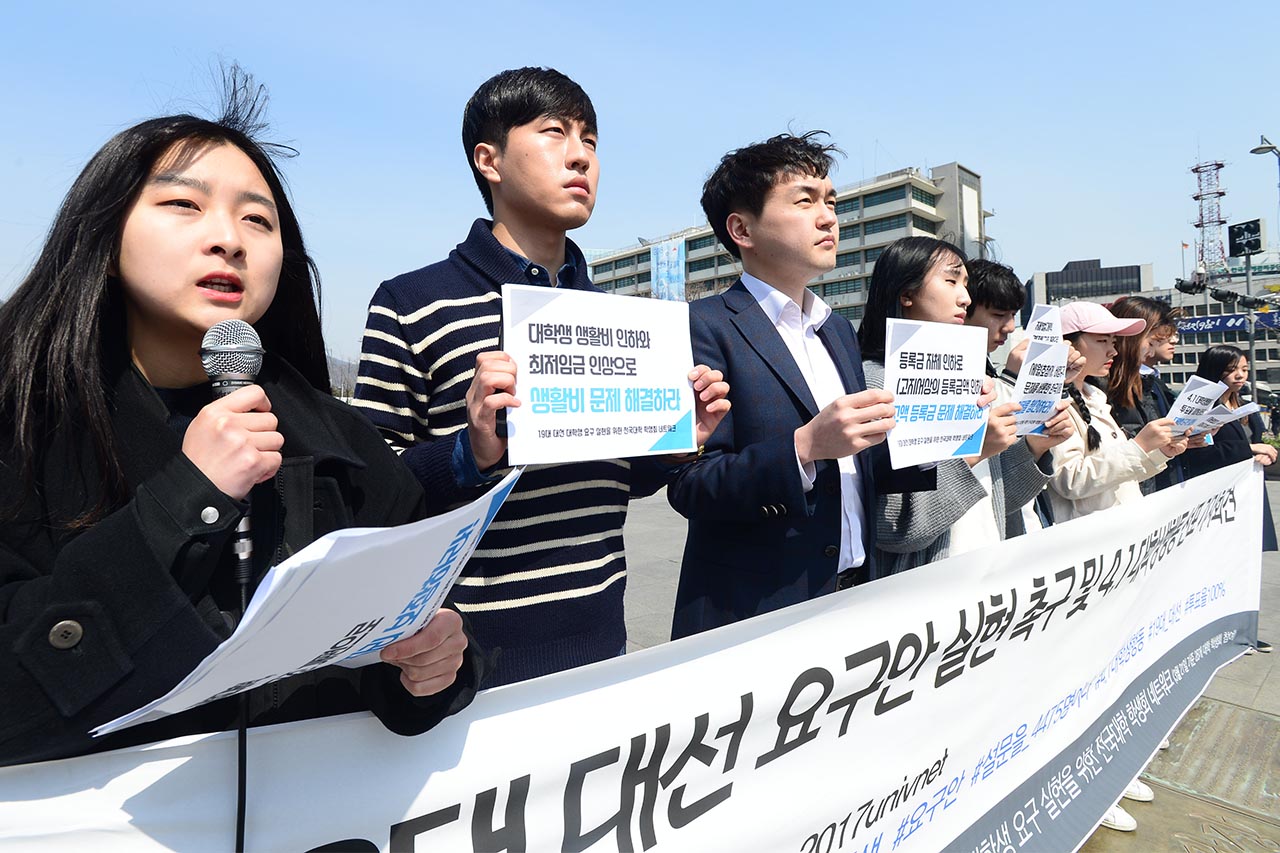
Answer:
1048 302 1188 523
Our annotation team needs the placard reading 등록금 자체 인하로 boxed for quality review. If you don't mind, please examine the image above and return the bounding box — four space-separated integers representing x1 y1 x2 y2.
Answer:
502 284 697 465
884 318 990 468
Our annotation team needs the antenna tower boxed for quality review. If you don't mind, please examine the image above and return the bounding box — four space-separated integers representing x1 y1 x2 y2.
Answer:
1191 160 1229 281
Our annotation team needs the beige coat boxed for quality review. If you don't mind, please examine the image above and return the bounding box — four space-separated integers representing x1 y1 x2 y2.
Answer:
1048 383 1169 523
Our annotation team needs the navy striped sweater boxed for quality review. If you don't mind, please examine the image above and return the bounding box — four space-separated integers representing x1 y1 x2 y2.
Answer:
354 219 666 686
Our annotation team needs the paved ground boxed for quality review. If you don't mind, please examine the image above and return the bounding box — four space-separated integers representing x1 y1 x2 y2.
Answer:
621 481 1280 852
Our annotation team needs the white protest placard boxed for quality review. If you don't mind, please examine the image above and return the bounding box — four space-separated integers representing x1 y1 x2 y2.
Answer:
502 284 697 465
1011 341 1068 436
1167 375 1229 431
1025 303 1062 344
94 470 521 736
1190 402 1261 435
884 318 989 468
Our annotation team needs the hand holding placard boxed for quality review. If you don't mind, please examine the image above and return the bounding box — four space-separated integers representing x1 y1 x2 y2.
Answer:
794 388 896 464
467 351 519 470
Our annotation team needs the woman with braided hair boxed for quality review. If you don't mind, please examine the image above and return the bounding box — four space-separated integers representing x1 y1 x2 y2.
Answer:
1047 301 1192 833
1047 302 1189 524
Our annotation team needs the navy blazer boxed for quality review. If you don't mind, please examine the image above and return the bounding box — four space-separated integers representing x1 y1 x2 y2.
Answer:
668 280 878 639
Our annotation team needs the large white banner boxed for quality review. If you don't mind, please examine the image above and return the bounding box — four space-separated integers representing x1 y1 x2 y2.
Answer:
0 462 1261 852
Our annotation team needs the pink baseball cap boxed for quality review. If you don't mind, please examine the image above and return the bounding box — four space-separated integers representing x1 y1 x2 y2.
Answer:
1060 302 1147 337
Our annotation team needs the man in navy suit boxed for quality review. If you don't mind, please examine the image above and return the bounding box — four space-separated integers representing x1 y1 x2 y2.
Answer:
668 133 897 639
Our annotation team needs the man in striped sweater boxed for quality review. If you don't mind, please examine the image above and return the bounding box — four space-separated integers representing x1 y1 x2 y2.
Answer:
354 67 728 687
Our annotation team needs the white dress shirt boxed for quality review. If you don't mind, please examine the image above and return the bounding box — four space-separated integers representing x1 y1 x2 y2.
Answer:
741 273 867 570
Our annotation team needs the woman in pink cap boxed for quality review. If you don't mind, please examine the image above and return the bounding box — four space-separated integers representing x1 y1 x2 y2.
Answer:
1047 301 1188 524
1048 301 1189 833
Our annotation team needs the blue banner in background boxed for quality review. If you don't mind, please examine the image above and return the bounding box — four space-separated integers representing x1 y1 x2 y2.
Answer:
650 238 686 302
1178 313 1280 334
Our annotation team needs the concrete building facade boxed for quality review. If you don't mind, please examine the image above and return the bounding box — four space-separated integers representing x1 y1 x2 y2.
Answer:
587 162 988 324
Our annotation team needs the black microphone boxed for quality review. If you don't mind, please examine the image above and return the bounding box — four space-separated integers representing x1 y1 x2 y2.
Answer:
200 319 264 853
200 320 265 594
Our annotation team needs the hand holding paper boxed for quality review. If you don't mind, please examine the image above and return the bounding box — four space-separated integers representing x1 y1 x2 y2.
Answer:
467 350 520 470
972 401 1020 464
688 364 731 447
1133 417 1187 457
381 608 469 697
1023 400 1076 458
794 388 896 464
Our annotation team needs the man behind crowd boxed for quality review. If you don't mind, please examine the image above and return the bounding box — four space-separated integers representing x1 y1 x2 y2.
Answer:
964 258 1081 531
354 67 727 685
666 132 897 639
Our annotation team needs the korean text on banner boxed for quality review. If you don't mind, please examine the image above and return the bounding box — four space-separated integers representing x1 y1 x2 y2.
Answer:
1 462 1260 853
94 469 520 736
649 238 687 302
502 283 697 464
884 318 990 468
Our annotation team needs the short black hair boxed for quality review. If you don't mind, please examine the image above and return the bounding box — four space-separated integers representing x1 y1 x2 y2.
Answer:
461 67 597 214
965 259 1025 316
857 236 968 359
700 131 841 259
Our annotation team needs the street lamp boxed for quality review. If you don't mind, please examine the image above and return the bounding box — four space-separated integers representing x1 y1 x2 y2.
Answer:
1253 134 1280 242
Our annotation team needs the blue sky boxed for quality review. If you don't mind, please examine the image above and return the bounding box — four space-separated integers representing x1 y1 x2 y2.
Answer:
2 1 1277 360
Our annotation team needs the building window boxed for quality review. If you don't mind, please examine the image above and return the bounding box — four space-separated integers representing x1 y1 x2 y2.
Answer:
688 257 717 273
865 246 884 264
638 270 651 284
615 275 636 288
836 197 860 215
864 214 908 235
592 261 614 275
634 253 649 267
615 255 635 269
911 186 939 207
835 305 864 322
911 214 939 234
825 279 863 295
687 234 718 251
863 186 907 208
836 251 861 269
840 223 861 241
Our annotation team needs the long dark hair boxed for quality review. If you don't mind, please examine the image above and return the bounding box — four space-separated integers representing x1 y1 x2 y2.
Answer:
1195 345 1248 409
0 67 329 525
1107 296 1180 411
857 236 967 360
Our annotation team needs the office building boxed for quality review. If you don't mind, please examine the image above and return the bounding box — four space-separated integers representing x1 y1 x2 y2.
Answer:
587 162 988 324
